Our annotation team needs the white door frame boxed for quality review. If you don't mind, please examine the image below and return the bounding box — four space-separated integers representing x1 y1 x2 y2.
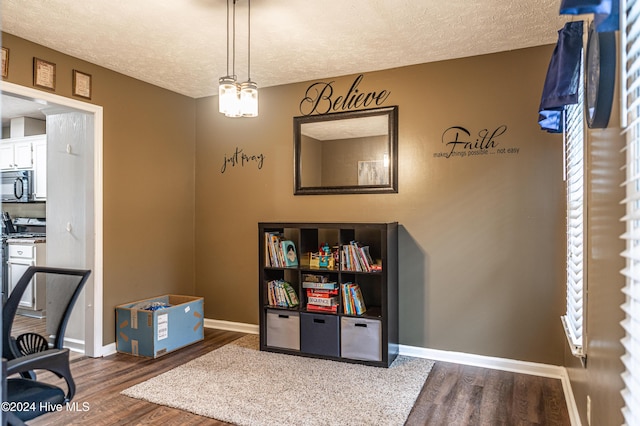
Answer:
1 81 104 357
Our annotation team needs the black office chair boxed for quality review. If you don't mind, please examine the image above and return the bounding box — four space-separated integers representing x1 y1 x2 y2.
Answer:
2 266 91 424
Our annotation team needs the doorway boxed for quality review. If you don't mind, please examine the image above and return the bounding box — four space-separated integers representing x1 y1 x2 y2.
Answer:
1 81 103 357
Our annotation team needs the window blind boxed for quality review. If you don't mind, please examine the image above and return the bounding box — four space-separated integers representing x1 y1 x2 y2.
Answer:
561 70 586 357
621 0 640 424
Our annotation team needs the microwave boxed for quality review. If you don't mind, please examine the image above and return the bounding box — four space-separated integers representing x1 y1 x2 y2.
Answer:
1 170 34 203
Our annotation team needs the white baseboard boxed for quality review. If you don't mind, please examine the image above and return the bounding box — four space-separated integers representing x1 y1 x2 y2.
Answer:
100 342 117 357
204 318 259 334
559 367 581 426
399 344 565 378
63 337 86 355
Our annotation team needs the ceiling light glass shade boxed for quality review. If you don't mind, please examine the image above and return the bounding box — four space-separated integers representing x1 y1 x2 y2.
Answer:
219 76 240 117
240 81 258 117
225 94 242 117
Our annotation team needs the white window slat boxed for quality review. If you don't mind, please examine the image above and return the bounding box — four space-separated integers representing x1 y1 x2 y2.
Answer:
563 49 586 360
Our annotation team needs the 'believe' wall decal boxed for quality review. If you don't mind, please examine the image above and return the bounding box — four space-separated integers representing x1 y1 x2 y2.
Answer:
299 74 390 116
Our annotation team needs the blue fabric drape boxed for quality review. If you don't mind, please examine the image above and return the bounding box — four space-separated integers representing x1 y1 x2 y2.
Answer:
594 0 619 32
559 0 611 15
538 21 584 133
559 0 619 31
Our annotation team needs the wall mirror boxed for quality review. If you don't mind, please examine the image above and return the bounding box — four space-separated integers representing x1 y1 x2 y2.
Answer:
294 106 398 195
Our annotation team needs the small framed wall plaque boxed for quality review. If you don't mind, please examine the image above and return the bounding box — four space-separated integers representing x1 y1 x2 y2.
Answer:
73 69 92 99
33 57 56 90
1 47 9 78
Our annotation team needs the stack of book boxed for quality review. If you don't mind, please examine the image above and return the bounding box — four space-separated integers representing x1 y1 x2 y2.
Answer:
341 241 379 272
267 279 299 308
264 232 298 267
341 282 367 315
302 274 339 312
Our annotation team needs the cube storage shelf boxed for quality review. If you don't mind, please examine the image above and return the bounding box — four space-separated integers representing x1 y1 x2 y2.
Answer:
259 222 398 367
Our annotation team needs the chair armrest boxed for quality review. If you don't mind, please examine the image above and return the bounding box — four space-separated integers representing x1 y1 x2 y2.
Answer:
6 349 69 374
6 349 76 401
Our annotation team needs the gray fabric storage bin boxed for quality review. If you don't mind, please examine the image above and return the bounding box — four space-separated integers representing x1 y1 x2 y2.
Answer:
341 317 382 361
266 310 300 350
300 312 340 357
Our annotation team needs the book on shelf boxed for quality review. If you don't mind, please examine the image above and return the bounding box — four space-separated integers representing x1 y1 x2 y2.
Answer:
306 304 338 313
302 281 338 290
350 284 366 315
302 273 329 283
341 241 378 272
267 279 299 308
281 240 299 267
265 232 298 268
307 295 339 306
341 283 350 314
265 232 283 267
341 282 367 315
370 263 382 272
353 243 364 271
306 289 339 297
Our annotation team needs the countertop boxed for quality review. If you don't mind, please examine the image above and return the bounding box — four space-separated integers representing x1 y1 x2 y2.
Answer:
7 237 46 244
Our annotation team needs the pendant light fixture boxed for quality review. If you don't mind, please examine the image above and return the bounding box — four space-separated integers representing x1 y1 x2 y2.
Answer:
218 0 258 118
239 0 258 117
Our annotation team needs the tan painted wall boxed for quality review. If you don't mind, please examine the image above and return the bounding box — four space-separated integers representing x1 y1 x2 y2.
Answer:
300 134 321 186
196 45 568 364
3 30 629 424
1 33 197 345
321 135 388 186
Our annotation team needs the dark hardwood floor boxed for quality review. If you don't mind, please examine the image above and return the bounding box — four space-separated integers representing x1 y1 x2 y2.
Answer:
20 328 570 425
10 314 47 338
10 314 84 361
405 362 570 425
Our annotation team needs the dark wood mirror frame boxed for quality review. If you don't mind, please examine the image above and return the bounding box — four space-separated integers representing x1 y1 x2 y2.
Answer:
294 106 398 195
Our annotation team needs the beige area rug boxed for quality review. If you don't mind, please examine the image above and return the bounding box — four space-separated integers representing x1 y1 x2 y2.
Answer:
121 334 434 426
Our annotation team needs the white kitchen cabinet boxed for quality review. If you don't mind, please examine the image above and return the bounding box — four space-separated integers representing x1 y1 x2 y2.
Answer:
0 144 14 169
8 240 46 316
9 262 32 308
13 141 33 168
0 141 32 170
33 138 47 200
0 139 34 170
0 135 45 171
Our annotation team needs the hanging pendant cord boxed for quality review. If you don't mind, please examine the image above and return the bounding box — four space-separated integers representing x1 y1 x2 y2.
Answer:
232 0 236 78
225 0 230 76
247 0 251 80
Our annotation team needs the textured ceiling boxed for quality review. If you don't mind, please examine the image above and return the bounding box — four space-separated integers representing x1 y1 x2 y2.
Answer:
1 0 569 99
303 116 388 141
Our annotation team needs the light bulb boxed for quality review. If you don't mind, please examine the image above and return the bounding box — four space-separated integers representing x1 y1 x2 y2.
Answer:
219 76 240 117
240 81 258 117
